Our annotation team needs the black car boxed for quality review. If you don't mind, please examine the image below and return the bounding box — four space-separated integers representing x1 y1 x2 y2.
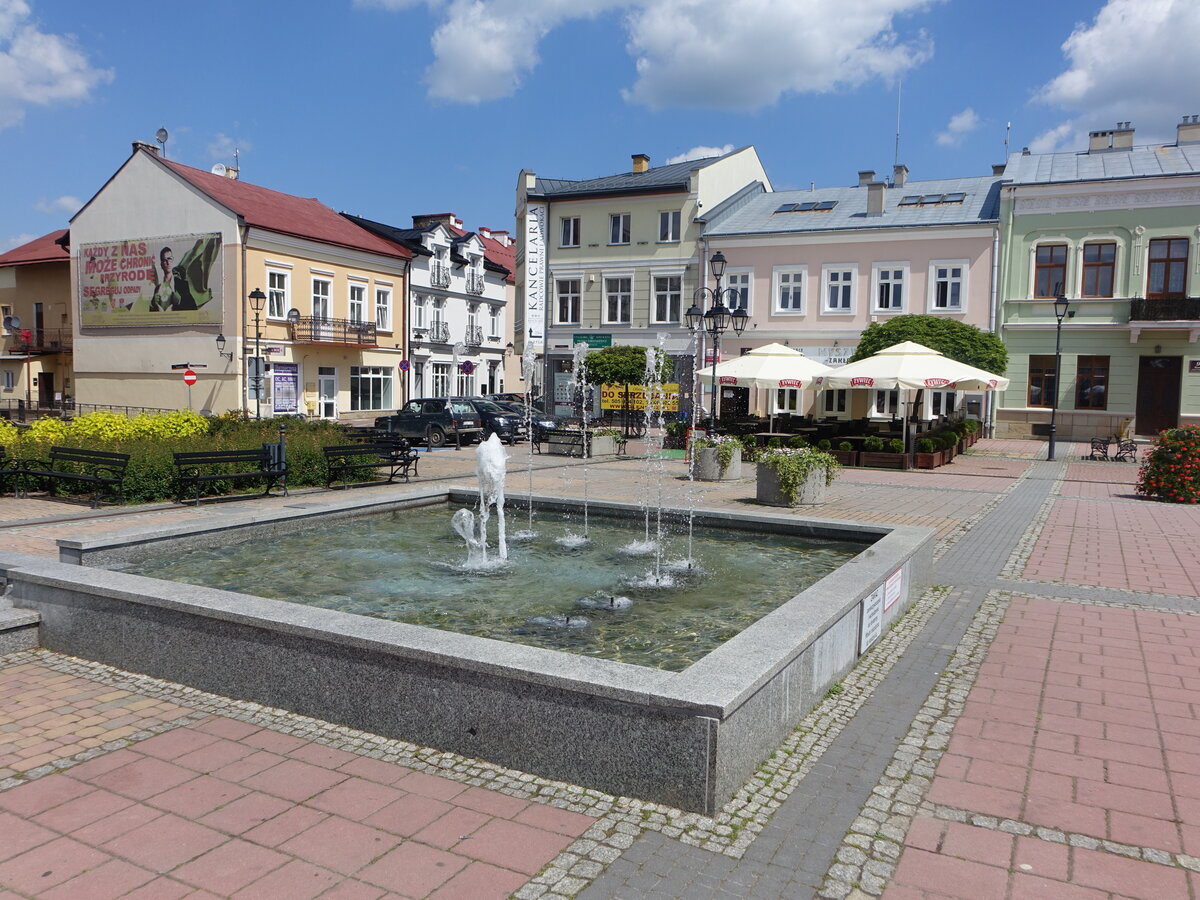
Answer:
486 392 542 408
493 401 563 441
374 397 483 447
463 398 526 444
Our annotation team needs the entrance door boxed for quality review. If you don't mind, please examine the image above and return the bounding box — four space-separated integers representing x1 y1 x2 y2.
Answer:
317 367 337 419
719 385 750 419
1136 356 1181 435
37 371 54 408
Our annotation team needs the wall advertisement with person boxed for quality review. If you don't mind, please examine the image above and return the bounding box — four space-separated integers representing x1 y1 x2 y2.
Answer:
78 233 222 327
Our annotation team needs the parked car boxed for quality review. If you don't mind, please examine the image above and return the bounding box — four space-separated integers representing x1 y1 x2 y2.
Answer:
462 398 526 444
493 401 563 442
486 392 542 408
374 398 483 447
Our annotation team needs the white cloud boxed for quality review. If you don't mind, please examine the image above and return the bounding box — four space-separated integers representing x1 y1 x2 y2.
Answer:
666 145 733 164
935 107 980 147
370 0 939 109
1032 0 1200 147
0 0 113 130
1 232 37 252
34 195 79 215
1027 121 1076 154
208 133 252 161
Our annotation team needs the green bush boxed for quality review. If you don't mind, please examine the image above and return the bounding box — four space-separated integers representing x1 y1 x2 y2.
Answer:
767 437 784 450
916 438 936 454
886 438 905 454
816 438 832 451
1136 425 1200 503
863 436 884 452
786 435 808 449
837 441 853 452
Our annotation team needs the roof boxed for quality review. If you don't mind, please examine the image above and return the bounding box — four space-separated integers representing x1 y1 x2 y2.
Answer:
531 154 729 199
160 158 410 260
703 175 1003 236
343 214 512 281
0 230 70 267
479 232 515 284
1003 143 1200 185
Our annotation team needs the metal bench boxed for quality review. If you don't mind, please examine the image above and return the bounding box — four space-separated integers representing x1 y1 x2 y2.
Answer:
323 438 419 488
173 446 286 506
1087 437 1110 461
10 446 130 507
1112 438 1139 462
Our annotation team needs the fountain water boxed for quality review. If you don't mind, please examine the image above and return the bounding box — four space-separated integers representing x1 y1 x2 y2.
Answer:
512 342 540 542
452 434 509 567
555 342 593 549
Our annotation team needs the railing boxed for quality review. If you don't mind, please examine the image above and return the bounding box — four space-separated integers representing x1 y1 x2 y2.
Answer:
429 321 450 343
5 327 73 353
465 325 484 347
431 263 451 288
288 316 378 345
466 272 485 295
0 399 175 422
1128 297 1200 321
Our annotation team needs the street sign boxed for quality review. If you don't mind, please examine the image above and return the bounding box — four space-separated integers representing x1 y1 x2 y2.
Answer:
573 333 612 348
183 369 197 386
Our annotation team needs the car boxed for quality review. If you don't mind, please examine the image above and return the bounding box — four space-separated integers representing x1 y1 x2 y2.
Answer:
492 401 563 441
374 397 483 447
486 392 542 408
462 398 526 444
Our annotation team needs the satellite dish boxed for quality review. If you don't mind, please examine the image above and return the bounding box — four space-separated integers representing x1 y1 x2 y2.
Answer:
4 315 21 331
211 163 227 177
155 127 169 144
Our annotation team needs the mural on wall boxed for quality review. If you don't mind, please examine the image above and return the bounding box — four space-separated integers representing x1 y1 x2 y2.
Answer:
78 233 222 327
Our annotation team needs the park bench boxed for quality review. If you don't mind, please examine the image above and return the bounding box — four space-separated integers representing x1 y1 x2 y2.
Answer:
542 428 587 457
323 437 419 488
1086 436 1139 462
10 445 130 507
173 445 286 506
1087 437 1110 461
1112 438 1139 462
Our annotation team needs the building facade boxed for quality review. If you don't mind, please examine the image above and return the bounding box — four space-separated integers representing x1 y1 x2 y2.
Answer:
996 120 1200 440
0 231 72 413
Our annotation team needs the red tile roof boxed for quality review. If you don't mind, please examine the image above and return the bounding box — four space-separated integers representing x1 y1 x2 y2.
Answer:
479 232 515 284
0 230 69 267
161 159 411 260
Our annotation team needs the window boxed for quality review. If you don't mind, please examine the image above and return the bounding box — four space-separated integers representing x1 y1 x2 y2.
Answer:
823 266 854 312
1075 356 1108 410
413 362 425 396
0 304 10 333
488 305 500 338
774 268 805 313
873 265 905 311
775 388 800 414
375 287 391 331
604 277 631 323
348 283 365 323
312 278 331 320
556 278 581 324
931 262 965 310
653 275 681 323
267 270 288 318
432 362 451 397
487 361 500 394
457 367 473 396
870 389 900 419
1028 355 1056 408
1081 243 1116 298
413 296 426 329
467 303 478 333
561 217 580 247
658 210 680 242
1034 244 1067 298
927 390 957 419
726 271 750 313
609 213 630 245
822 389 848 418
431 299 445 326
2 369 13 391
349 366 393 411
1148 238 1189 299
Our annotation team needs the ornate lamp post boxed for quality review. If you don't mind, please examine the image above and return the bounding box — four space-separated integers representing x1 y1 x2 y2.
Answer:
1047 293 1071 461
686 250 749 436
248 287 267 420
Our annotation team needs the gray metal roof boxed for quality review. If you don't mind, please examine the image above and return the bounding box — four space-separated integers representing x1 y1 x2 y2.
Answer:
533 156 724 198
703 175 1002 237
1004 143 1200 185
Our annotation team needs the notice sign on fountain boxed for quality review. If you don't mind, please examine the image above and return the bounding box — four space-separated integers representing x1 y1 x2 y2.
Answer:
859 584 885 654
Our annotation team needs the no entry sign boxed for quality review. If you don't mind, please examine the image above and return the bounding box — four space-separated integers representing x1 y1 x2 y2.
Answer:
183 369 197 386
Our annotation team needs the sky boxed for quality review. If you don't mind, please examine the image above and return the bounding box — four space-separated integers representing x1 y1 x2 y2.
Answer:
3 0 1200 253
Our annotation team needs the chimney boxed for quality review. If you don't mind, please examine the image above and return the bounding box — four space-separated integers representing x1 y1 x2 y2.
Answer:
892 164 908 188
132 140 159 157
866 181 886 216
1088 129 1114 151
992 163 1007 176
412 213 463 230
631 153 650 173
858 169 875 186
1113 122 1134 148
1178 115 1200 144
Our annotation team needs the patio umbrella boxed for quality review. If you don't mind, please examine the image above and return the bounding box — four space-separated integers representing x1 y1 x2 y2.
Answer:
814 342 1009 452
694 343 832 430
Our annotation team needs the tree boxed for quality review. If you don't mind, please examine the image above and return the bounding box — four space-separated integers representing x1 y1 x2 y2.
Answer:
850 315 1008 374
579 344 673 386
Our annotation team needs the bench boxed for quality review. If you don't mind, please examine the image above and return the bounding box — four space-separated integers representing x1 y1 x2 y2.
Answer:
542 428 587 457
1086 436 1139 462
1112 438 1139 462
1087 437 1110 461
323 438 419 488
11 446 130 507
173 445 286 506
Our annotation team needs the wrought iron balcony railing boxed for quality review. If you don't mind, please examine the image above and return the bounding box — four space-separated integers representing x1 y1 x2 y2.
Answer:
431 263 451 288
465 325 484 347
288 316 377 346
1128 297 1200 321
466 272 485 295
6 327 73 353
429 320 451 343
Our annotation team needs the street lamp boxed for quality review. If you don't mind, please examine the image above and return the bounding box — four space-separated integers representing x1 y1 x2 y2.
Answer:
1047 293 1071 461
215 333 233 361
687 250 749 436
248 287 267 420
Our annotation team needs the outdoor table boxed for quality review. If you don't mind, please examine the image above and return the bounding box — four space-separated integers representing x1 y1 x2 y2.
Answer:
754 432 794 445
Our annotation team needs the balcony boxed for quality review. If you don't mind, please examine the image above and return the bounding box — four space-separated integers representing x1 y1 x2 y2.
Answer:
429 321 450 343
6 327 73 354
465 325 484 348
288 317 377 346
1128 297 1200 321
466 272 485 295
431 263 451 288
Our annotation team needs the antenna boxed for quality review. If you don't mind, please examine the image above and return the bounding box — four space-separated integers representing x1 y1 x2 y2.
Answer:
155 127 169 158
893 80 902 172
1004 121 1011 159
234 147 240 173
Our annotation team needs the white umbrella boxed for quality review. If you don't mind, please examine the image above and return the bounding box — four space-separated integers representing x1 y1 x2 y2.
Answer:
695 342 832 430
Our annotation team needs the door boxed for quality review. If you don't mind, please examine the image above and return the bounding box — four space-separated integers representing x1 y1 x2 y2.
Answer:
317 366 337 419
719 385 750 419
37 371 54 408
1136 356 1181 435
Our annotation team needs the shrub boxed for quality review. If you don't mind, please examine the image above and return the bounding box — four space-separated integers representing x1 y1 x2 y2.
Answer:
0 419 18 447
786 435 808 449
916 438 936 454
837 440 853 452
886 438 905 454
817 438 832 451
1136 425 1200 504
862 436 885 452
767 436 783 450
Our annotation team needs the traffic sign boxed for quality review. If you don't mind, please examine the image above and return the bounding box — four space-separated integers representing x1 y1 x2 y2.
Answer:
183 369 197 386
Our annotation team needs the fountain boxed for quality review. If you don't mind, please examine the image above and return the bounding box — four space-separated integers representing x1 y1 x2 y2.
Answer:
554 342 593 550
452 434 509 567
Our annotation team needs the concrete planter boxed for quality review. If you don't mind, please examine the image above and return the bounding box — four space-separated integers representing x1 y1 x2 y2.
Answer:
756 463 829 506
588 435 619 457
694 446 742 481
544 433 619 457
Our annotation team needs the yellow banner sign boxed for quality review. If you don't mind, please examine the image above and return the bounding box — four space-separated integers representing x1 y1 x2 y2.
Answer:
600 383 680 412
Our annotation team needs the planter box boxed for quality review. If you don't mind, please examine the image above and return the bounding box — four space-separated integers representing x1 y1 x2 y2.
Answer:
913 451 944 469
943 443 956 461
544 433 619 457
756 463 830 506
694 447 743 481
859 451 910 470
829 449 859 466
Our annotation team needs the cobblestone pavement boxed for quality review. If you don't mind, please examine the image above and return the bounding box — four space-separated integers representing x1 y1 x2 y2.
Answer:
2 438 1198 898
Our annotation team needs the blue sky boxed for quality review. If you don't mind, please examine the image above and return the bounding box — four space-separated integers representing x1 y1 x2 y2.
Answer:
2 0 1198 252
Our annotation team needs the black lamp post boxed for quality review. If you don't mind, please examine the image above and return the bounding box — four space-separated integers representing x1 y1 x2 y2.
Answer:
686 250 749 436
1047 293 1070 461
215 333 233 361
248 287 267 420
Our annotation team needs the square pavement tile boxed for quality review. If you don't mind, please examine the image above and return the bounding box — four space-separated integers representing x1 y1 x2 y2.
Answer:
428 860 530 899
357 842 469 897
306 777 407 820
0 836 112 894
458 818 576 876
171 837 290 895
240 757 348 802
365 793 453 838
279 815 401 875
101 812 227 872
197 790 294 835
39 857 157 900
0 810 56 863
146 773 251 818
88 756 197 801
233 858 343 899
0 773 92 817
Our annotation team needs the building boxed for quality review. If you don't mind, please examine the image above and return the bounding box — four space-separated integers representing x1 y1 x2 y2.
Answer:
344 213 514 400
701 165 1004 423
69 142 411 419
0 230 72 413
515 149 771 414
995 119 1200 440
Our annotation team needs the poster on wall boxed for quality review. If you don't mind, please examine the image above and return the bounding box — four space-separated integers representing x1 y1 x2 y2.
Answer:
272 363 298 414
78 233 223 327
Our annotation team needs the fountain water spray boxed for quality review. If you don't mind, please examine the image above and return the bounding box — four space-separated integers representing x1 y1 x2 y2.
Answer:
556 342 593 548
512 341 541 541
452 433 509 567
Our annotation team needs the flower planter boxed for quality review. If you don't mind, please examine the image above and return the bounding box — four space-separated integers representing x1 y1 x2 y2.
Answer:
544 433 619 457
829 449 859 467
588 435 619 457
756 462 830 506
694 446 743 481
913 451 945 469
943 443 956 461
859 451 910 470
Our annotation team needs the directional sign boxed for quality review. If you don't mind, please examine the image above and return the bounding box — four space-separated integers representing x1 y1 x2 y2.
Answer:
183 369 197 386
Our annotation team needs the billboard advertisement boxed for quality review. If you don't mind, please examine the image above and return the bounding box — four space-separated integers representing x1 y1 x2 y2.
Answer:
79 233 222 327
600 383 680 412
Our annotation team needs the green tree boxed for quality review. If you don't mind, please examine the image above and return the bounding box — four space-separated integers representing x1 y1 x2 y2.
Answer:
850 315 1008 374
579 344 673 386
